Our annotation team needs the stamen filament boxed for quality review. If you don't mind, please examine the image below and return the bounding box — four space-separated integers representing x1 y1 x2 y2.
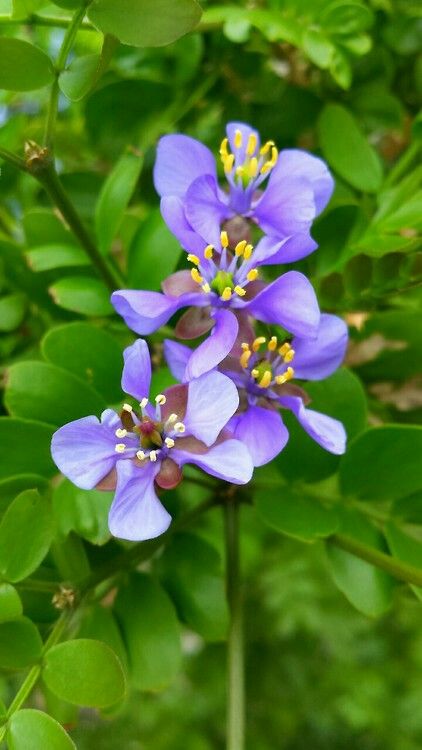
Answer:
202 283 211 294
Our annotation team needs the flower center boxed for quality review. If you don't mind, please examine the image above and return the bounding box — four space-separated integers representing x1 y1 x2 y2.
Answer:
219 129 278 186
113 395 186 463
188 230 259 303
239 336 295 390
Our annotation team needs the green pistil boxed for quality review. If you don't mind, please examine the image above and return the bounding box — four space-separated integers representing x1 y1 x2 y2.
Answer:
211 270 234 296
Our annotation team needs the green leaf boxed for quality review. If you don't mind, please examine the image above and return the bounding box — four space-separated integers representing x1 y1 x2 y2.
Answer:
0 38 54 91
128 208 182 289
326 509 394 616
25 244 89 272
276 368 367 483
7 709 76 750
0 293 26 332
43 639 126 708
255 486 339 542
392 491 422 525
318 104 383 191
52 479 111 546
88 0 202 48
0 489 54 582
115 572 182 691
0 583 22 622
353 311 422 382
77 605 128 673
384 522 422 601
0 418 55 481
59 54 101 101
340 425 422 502
49 276 114 316
158 533 228 641
5 361 106 426
303 28 334 69
321 2 374 35
95 151 143 255
42 322 124 403
0 617 42 668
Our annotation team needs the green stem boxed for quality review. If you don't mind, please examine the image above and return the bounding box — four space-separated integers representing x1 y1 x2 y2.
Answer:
0 14 95 30
224 499 245 750
0 146 28 172
329 533 422 587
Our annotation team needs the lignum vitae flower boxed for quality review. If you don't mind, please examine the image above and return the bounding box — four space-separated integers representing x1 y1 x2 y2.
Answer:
153 121 334 264
112 229 321 380
51 340 254 541
164 314 348 467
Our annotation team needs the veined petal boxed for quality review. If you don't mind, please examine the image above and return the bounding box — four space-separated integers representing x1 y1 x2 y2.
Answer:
164 339 192 382
111 289 204 336
252 232 318 266
280 395 346 455
108 460 171 541
185 174 232 249
161 196 208 256
292 314 348 381
172 438 253 484
254 176 316 237
184 371 239 446
228 405 289 467
121 339 152 401
269 149 334 215
245 272 320 339
153 134 217 198
184 308 239 379
226 122 260 161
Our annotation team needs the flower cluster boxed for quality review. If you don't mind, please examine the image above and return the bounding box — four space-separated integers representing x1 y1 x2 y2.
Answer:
52 122 348 541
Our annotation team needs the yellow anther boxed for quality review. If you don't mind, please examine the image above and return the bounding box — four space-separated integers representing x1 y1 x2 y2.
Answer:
252 336 266 352
251 368 259 379
243 244 253 260
260 140 274 156
122 403 133 412
149 450 158 462
219 137 229 157
234 129 242 149
115 443 126 453
202 282 211 294
155 394 166 406
235 166 244 179
204 244 214 259
248 157 258 178
234 285 246 297
260 162 272 175
241 342 250 351
140 397 148 409
235 240 247 256
275 367 295 385
278 343 291 357
270 145 278 165
115 428 127 438
246 133 257 156
221 287 232 301
174 422 186 433
191 268 203 284
284 348 295 363
187 253 200 266
164 437 175 449
220 230 229 248
223 153 234 173
258 371 272 389
246 268 258 282
240 350 252 369
268 336 278 351
136 450 146 461
167 413 178 424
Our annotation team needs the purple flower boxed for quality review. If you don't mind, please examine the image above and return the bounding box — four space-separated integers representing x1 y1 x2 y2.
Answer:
112 229 321 380
51 340 253 541
164 314 348 467
153 122 334 264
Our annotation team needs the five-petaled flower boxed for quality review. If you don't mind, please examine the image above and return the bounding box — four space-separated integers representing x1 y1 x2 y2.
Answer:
153 121 334 265
51 340 254 541
164 314 348 467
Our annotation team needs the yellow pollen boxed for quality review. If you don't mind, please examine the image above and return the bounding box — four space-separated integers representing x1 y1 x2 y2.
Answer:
155 394 166 406
258 371 272 389
243 244 253 260
115 428 127 438
252 336 266 352
260 140 274 156
235 240 247 256
270 145 278 165
240 350 252 369
234 285 246 297
165 437 175 448
275 367 295 385
122 403 132 413
174 422 186 433
167 413 178 424
187 253 200 266
248 157 258 178
204 244 214 259
115 443 126 453
234 129 242 148
246 268 258 282
284 348 295 363
220 230 229 248
191 268 203 284
219 137 229 157
140 397 148 408
221 287 232 301
246 133 257 156
223 153 234 173
241 342 250 351
278 343 291 357
149 450 158 462
268 336 278 351
136 450 146 461
235 166 244 179
251 368 259 379
202 282 211 294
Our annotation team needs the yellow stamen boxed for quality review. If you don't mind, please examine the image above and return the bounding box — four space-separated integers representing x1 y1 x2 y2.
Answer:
278 343 291 357
248 157 258 178
155 394 166 406
258 371 272 389
241 342 250 351
219 137 229 157
122 403 132 413
246 133 257 156
243 243 253 260
202 282 211 294
275 367 295 385
284 348 295 363
246 268 258 282
164 437 175 448
235 166 244 179
221 287 232 301
270 145 278 165
174 422 186 433
240 350 252 369
260 140 274 156
251 368 259 379
268 336 278 351
223 153 234 173
191 268 203 284
115 443 126 453
136 450 146 461
235 240 247 256
234 285 246 297
204 244 214 259
187 253 200 266
149 450 158 462
167 413 178 424
115 428 127 438
220 230 229 248
234 129 242 149
140 397 148 409
252 336 266 352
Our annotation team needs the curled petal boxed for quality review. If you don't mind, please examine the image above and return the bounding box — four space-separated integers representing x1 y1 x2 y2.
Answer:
269 149 334 215
184 371 239 447
185 174 232 249
251 233 318 266
160 196 207 256
164 339 192 382
108 460 171 541
121 339 151 402
245 272 320 339
292 314 348 381
172 438 253 484
184 308 239 380
155 458 183 490
228 405 289 467
175 305 214 340
254 176 316 237
280 395 346 455
111 289 204 336
153 134 216 197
